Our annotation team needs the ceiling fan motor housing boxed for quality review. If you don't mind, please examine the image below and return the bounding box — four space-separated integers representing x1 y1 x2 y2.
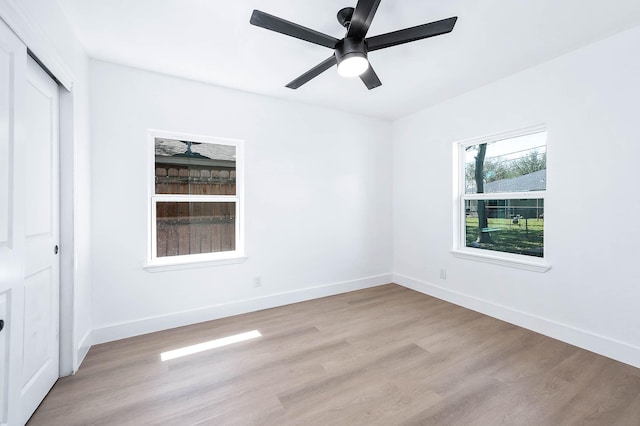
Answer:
335 37 368 66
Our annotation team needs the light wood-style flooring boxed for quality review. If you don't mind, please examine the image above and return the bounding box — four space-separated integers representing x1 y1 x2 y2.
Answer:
28 284 640 425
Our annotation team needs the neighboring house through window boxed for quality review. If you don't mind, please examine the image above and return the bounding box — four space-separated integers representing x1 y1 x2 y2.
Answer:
454 126 549 271
147 130 244 267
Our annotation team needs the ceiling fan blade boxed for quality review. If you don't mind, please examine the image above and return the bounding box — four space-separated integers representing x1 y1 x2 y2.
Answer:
360 64 382 90
286 55 338 89
250 10 339 49
367 16 457 52
347 0 381 39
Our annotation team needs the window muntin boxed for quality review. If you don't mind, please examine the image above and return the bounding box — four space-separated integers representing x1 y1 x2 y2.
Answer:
149 132 243 264
459 128 547 259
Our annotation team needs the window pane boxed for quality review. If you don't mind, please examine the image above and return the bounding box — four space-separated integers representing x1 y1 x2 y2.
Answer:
464 131 546 194
465 199 544 257
155 138 236 195
156 201 236 257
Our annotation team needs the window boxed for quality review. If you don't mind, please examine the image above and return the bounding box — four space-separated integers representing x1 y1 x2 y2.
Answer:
147 130 244 268
454 126 549 271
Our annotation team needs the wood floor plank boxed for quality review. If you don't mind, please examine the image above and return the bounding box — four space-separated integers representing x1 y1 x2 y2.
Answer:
614 393 640 425
27 284 640 425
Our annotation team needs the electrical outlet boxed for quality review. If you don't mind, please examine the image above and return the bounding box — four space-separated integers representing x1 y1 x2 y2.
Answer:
439 268 447 280
253 276 262 288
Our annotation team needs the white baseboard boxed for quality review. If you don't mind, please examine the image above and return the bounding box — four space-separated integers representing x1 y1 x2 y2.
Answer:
393 273 640 369
74 330 92 373
91 274 392 345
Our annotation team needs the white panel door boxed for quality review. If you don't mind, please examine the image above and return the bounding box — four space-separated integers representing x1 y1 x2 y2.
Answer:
0 18 27 426
20 56 60 424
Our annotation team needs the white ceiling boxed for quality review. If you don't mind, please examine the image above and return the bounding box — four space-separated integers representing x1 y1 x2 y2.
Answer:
56 0 640 120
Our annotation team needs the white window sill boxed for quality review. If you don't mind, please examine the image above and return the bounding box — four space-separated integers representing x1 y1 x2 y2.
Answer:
144 255 248 272
451 249 550 273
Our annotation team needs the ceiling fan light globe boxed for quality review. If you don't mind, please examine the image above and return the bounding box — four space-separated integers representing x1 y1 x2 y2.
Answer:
337 55 369 78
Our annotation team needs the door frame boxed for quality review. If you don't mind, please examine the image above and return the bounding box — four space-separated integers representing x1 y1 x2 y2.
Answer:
0 5 79 376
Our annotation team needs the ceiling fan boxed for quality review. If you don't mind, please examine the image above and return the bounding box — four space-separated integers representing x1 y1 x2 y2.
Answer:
249 0 457 90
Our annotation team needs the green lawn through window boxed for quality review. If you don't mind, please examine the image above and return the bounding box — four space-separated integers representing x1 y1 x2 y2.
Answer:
465 217 544 257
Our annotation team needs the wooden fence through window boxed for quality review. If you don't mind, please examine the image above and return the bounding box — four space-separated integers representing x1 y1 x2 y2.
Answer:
155 164 236 257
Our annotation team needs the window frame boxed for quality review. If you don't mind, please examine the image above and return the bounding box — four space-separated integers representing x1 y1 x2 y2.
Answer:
145 129 246 271
452 125 550 272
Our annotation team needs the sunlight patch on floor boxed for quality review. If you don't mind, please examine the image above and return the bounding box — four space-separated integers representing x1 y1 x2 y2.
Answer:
160 330 262 361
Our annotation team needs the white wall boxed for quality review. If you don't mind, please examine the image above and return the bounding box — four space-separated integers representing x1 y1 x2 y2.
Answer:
89 61 393 343
1 0 93 373
393 25 640 367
